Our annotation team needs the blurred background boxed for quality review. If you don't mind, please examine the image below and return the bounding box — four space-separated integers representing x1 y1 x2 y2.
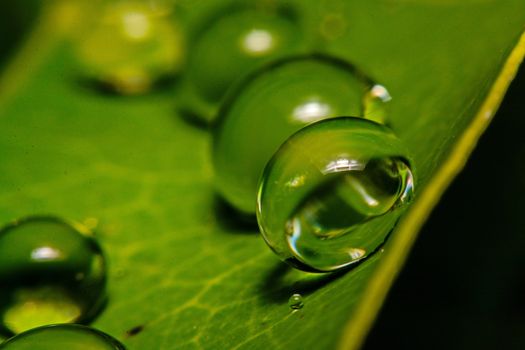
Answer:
1 1 524 349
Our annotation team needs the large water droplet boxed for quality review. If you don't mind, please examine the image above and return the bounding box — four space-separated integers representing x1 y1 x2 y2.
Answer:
74 1 184 95
0 217 107 335
0 324 125 349
213 54 391 214
257 117 415 272
176 5 307 126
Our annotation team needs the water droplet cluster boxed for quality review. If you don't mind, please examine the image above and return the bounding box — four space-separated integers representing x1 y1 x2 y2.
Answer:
212 55 391 214
175 5 308 125
1 1 418 347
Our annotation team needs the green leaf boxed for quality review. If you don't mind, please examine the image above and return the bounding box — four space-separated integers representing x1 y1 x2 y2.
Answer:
1 0 524 349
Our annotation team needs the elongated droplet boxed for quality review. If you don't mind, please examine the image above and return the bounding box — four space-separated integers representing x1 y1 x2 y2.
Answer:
0 324 125 349
176 5 307 126
0 216 106 335
75 1 184 95
288 294 304 310
257 117 415 272
213 54 391 214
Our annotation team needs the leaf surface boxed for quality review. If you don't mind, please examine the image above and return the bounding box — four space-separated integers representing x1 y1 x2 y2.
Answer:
0 0 524 349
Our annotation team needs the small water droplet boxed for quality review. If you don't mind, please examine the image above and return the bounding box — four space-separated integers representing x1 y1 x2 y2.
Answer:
74 1 184 95
257 117 415 272
0 216 107 335
213 54 391 214
177 5 308 126
363 84 392 124
0 324 125 349
288 294 304 310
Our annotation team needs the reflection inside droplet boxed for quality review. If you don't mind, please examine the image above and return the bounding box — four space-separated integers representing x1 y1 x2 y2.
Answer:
347 248 366 260
242 29 275 56
286 175 306 188
4 287 82 335
370 84 391 102
292 99 332 123
323 158 365 174
30 247 62 261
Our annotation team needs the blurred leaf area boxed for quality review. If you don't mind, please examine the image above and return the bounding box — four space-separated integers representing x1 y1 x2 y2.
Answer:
0 1 40 69
365 63 525 350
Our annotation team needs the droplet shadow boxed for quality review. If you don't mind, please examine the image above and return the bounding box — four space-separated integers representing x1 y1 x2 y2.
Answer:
177 106 213 131
73 74 179 98
258 242 388 305
257 262 347 305
213 194 259 234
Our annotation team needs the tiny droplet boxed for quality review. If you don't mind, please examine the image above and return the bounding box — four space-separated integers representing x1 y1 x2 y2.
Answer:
288 294 304 310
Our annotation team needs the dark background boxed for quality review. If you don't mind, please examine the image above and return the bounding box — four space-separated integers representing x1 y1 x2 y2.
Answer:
0 0 40 69
365 63 525 349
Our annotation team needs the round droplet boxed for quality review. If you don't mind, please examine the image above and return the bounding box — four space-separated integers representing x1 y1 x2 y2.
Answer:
0 324 125 349
213 54 390 214
257 117 415 272
75 1 184 95
0 216 107 335
176 6 307 125
288 294 304 310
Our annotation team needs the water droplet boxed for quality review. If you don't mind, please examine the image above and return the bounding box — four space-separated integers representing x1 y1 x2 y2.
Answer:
177 5 308 126
257 117 415 272
363 84 392 124
0 216 107 335
213 54 391 213
75 1 184 95
0 324 125 349
288 294 304 310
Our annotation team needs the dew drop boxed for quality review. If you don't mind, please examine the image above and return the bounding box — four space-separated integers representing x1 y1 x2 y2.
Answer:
74 1 184 95
0 216 107 335
176 5 307 126
213 54 391 214
0 324 125 349
288 294 304 310
257 117 415 272
363 84 392 124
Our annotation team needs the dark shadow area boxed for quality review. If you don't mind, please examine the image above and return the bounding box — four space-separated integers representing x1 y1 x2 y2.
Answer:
0 0 41 71
258 262 347 304
124 324 145 338
74 74 179 99
178 105 212 131
365 65 525 349
213 194 259 233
